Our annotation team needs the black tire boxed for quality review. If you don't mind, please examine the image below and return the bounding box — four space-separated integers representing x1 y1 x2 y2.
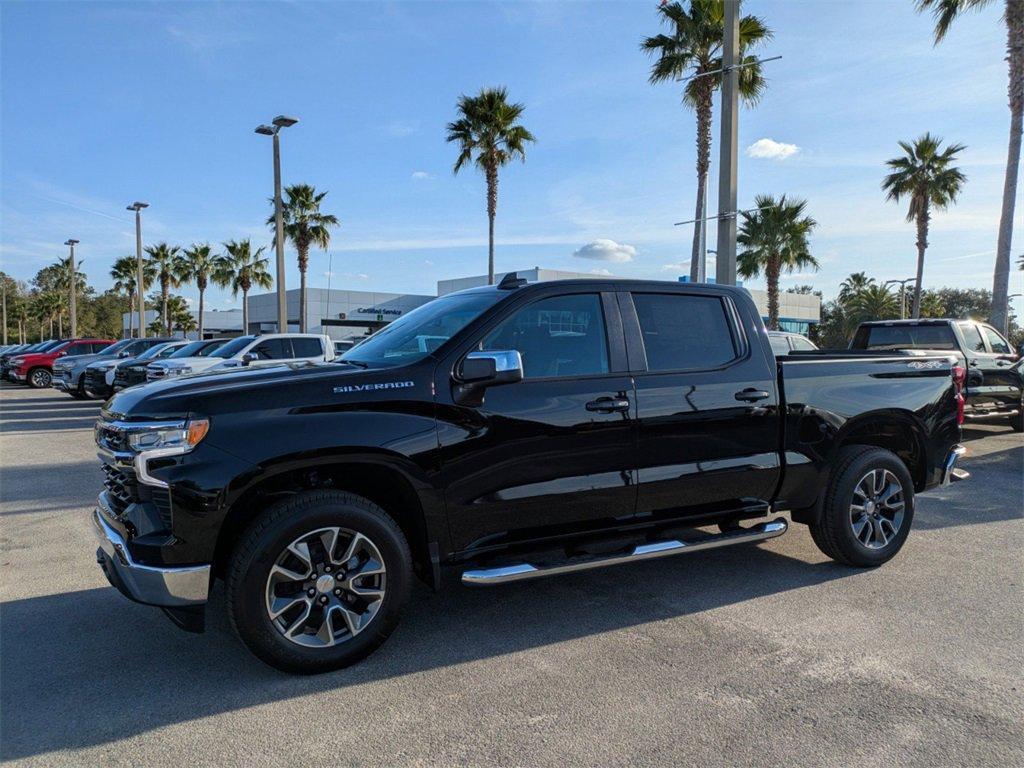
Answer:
808 446 915 567
27 367 52 389
226 490 412 674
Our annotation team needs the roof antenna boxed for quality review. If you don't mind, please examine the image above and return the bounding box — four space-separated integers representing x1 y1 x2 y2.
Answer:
497 272 528 290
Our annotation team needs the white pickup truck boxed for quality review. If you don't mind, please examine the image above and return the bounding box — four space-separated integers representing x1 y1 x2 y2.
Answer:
146 333 335 381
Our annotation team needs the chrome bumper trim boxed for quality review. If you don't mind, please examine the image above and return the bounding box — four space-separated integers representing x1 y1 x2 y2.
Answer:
941 444 967 486
462 518 789 586
92 507 210 606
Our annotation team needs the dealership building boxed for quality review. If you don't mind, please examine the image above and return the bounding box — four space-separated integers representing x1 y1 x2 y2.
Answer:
123 267 820 340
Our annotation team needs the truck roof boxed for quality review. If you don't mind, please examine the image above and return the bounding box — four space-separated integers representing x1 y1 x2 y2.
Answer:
857 318 958 326
452 276 748 298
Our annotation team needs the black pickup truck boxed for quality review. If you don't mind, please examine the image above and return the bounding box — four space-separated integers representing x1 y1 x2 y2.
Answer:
92 277 965 673
851 319 1022 431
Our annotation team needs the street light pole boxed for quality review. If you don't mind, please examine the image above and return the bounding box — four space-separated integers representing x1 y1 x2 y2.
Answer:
64 239 79 337
715 0 740 286
127 202 149 338
256 115 298 333
884 277 916 320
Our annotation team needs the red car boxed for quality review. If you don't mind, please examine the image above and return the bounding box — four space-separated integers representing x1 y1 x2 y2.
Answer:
7 338 114 388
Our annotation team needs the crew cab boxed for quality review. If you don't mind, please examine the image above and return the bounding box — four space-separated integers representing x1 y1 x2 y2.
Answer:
8 338 113 388
851 319 1022 431
92 277 965 673
84 339 191 398
145 333 334 381
53 337 169 399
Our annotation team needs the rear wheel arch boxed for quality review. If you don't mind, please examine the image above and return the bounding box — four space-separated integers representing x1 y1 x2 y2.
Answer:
834 411 929 492
214 458 438 588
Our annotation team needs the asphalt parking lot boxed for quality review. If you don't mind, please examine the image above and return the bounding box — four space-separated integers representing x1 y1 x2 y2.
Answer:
0 383 1022 767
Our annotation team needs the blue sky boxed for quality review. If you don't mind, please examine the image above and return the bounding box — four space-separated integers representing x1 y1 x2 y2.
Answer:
1 0 1019 312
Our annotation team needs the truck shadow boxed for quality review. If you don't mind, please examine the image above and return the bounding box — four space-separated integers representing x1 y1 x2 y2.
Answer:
912 443 1023 530
0 544 852 760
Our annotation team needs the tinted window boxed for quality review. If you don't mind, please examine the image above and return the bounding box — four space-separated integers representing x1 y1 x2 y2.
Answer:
211 336 256 358
250 338 291 360
291 338 323 358
959 323 986 353
859 324 957 351
982 326 1011 354
482 294 609 379
633 293 737 371
65 343 92 356
791 336 817 351
768 336 790 356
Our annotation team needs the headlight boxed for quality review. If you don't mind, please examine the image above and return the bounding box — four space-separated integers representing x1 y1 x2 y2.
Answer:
10 357 24 365
126 418 210 453
166 366 191 376
95 361 118 371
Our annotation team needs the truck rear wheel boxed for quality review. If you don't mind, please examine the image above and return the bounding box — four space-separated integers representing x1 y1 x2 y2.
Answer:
808 446 914 567
226 490 412 674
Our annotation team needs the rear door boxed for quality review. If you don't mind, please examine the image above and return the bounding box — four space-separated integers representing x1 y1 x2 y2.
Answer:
625 289 781 520
971 323 1022 409
436 289 637 553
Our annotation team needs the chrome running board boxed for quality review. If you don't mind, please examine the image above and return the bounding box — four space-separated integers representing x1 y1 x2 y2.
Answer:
461 518 788 586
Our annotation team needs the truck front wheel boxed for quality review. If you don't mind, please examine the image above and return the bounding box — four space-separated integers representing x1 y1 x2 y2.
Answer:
809 446 915 567
226 490 413 674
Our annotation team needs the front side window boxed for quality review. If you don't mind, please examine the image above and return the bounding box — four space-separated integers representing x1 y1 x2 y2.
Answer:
65 343 91 356
959 323 986 353
481 293 609 379
981 325 1011 354
250 338 291 360
633 293 737 371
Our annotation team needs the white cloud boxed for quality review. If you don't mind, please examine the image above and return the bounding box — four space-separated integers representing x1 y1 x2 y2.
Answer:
572 238 637 263
424 259 435 266
747 138 800 161
589 268 612 275
410 171 434 181
387 121 418 137
323 270 335 278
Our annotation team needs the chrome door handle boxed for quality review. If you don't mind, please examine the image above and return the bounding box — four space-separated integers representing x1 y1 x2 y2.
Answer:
735 388 770 402
586 397 630 413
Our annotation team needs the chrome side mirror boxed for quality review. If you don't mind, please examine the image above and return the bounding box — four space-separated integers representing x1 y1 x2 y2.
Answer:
453 350 523 406
242 352 259 366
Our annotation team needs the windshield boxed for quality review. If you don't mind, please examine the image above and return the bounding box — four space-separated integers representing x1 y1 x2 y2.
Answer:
208 335 256 359
136 343 176 361
100 338 137 355
855 324 957 351
341 292 500 367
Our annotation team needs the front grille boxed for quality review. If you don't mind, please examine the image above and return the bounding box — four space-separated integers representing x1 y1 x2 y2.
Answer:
96 422 129 453
146 367 166 381
101 462 139 514
85 368 107 389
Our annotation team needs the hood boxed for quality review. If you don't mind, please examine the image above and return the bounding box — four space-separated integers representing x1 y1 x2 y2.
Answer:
149 356 216 369
104 360 373 419
54 350 118 370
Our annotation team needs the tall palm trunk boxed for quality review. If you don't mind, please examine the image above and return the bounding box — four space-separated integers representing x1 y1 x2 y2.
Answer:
690 80 714 282
912 199 930 319
991 0 1023 334
298 243 309 333
161 276 171 336
197 279 206 339
127 291 135 338
242 281 250 332
766 256 781 330
57 313 62 338
486 162 498 285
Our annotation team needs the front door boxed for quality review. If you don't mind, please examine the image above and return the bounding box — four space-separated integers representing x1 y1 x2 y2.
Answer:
967 322 1022 410
435 291 637 554
625 290 781 519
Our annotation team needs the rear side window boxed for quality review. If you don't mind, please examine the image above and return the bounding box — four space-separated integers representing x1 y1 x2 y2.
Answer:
791 336 816 351
859 324 957 351
633 293 737 371
769 336 790 356
290 338 323 358
981 326 1011 354
250 338 291 360
482 293 609 379
958 323 986 353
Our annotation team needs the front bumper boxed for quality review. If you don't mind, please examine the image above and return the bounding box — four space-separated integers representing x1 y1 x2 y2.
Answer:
92 505 211 607
9 371 25 382
940 444 968 485
52 370 73 390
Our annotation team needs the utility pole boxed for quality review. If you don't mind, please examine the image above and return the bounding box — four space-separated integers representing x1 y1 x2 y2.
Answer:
64 239 79 337
715 0 740 286
256 115 299 333
127 202 149 338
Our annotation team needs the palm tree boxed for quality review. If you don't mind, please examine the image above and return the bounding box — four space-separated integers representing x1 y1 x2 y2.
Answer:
50 256 86 336
846 284 901 324
917 0 1021 334
642 0 771 281
268 185 339 333
918 290 947 318
882 134 966 319
737 194 819 330
176 244 219 339
215 240 272 332
111 256 154 338
838 272 876 304
446 87 536 284
145 243 182 336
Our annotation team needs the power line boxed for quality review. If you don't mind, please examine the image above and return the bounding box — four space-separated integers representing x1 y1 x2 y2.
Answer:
676 55 782 83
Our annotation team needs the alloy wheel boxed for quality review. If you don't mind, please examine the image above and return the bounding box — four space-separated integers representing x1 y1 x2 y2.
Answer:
31 369 51 388
264 527 387 648
849 468 904 550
